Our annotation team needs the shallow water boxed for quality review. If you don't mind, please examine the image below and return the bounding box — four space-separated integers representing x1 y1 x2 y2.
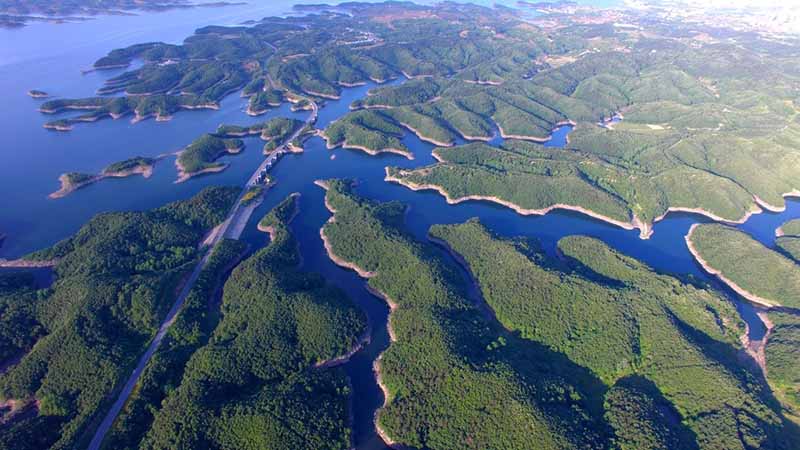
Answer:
0 2 796 449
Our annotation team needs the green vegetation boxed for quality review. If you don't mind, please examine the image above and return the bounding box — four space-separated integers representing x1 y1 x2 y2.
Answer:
103 157 156 175
603 376 698 450
321 179 605 449
216 117 304 153
40 94 215 130
387 141 633 224
688 224 800 308
0 272 45 368
246 89 285 115
432 219 799 448
35 1 800 232
240 185 264 206
323 110 411 157
764 311 800 419
176 133 243 175
136 194 366 449
0 187 238 450
779 219 800 237
101 238 248 450
777 219 800 262
63 172 94 186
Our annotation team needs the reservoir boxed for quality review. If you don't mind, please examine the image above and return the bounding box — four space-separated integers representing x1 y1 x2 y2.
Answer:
1 2 798 449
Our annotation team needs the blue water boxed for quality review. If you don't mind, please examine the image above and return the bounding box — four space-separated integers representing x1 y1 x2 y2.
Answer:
0 2 796 449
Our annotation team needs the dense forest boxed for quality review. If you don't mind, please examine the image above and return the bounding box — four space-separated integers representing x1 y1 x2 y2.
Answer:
432 219 798 449
128 195 367 449
0 187 238 449
688 224 800 309
319 179 800 449
320 179 604 449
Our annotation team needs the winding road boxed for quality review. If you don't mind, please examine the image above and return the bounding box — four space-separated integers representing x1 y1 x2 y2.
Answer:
86 98 317 450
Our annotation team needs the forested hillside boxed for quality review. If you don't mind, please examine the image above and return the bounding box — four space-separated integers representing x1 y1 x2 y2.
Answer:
0 187 238 449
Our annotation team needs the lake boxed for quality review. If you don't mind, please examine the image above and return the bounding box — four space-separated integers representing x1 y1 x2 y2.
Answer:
0 2 796 449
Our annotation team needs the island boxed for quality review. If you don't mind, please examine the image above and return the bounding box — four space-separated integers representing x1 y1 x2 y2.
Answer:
40 95 220 131
26 89 49 99
175 134 243 183
49 156 158 199
318 178 796 449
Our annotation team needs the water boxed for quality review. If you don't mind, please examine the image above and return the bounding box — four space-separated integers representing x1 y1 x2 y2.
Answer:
0 2 797 449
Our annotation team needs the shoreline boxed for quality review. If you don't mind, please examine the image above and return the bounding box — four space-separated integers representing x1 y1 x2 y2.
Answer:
321 133 414 160
685 224 777 308
316 180 400 448
174 143 242 183
740 310 774 377
387 161 799 240
753 191 800 213
384 168 646 237
49 164 155 199
175 163 228 183
397 121 453 147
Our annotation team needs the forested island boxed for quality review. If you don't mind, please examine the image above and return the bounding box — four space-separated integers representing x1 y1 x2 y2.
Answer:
216 117 307 153
49 157 158 199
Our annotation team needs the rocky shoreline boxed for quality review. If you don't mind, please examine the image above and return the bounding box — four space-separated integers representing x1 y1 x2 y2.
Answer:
685 224 777 308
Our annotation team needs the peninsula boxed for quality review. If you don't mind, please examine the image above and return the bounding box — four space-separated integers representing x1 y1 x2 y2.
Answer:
686 223 800 309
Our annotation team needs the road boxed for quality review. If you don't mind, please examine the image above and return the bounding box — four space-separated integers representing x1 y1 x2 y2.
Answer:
86 97 317 450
